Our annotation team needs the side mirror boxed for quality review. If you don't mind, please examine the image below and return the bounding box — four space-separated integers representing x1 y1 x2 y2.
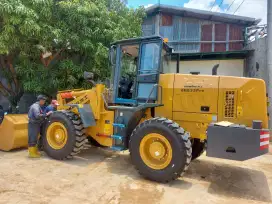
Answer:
83 71 94 80
84 72 96 86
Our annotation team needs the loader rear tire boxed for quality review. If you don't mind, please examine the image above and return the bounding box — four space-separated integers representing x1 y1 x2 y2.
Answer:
129 117 192 183
191 139 206 161
43 111 87 160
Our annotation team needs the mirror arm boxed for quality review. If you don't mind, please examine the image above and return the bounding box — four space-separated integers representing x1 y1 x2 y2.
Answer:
87 79 96 86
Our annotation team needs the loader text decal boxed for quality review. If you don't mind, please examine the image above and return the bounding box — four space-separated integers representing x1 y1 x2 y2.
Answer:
184 85 202 88
182 85 204 93
181 88 204 93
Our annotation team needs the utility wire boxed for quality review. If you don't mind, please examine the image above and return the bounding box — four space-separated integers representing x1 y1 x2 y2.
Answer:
210 0 217 11
226 0 236 12
233 0 245 14
216 0 225 11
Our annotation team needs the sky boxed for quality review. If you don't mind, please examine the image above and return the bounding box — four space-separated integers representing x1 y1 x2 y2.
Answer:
127 0 267 24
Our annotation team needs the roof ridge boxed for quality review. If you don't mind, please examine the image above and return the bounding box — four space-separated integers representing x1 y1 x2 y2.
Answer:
145 4 260 26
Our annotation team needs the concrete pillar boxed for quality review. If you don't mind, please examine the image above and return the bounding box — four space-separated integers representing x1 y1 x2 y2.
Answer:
155 13 160 36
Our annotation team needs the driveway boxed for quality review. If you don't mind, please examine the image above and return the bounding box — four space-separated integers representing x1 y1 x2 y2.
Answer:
0 145 271 204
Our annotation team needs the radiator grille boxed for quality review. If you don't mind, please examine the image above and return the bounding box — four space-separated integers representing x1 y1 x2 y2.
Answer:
224 91 236 118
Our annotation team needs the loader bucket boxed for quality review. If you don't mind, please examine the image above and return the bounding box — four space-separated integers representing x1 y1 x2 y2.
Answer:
0 114 28 151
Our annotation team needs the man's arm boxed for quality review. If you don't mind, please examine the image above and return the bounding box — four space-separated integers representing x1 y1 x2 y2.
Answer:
45 106 53 115
32 105 46 120
45 106 49 113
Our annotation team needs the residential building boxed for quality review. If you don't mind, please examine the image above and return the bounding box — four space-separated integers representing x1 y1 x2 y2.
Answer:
142 4 261 77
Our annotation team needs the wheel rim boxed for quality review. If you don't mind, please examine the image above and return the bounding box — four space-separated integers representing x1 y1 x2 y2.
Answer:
139 133 173 170
46 122 68 150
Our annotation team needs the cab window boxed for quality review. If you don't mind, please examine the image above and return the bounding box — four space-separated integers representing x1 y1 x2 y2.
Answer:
118 44 139 99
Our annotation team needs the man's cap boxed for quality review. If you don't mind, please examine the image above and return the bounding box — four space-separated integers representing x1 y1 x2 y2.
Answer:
37 95 47 101
51 100 59 106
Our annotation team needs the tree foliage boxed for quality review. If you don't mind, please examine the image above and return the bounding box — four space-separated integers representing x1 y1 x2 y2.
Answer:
0 0 145 101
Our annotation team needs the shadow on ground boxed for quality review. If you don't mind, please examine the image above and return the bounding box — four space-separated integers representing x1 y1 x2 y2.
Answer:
59 146 271 202
186 159 271 202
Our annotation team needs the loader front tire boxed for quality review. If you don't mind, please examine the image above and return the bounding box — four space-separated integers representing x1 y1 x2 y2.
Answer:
43 111 87 160
129 117 192 183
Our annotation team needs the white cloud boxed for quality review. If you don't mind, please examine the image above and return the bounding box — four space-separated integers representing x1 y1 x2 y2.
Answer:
144 4 154 8
184 0 214 10
184 0 267 24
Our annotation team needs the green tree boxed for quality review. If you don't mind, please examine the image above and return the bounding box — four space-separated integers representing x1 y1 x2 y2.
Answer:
0 0 145 104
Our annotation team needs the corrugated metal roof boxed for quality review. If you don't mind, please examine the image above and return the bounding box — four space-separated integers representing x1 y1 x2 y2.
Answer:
111 36 173 52
146 4 260 26
112 36 163 45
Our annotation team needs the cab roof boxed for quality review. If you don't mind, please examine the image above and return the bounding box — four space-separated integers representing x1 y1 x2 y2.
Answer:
111 36 173 53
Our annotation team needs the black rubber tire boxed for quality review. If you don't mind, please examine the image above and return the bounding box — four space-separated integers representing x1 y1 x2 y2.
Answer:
43 111 87 160
191 139 206 161
129 117 192 183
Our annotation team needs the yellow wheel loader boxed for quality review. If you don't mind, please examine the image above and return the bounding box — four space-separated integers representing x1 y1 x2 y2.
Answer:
0 36 270 183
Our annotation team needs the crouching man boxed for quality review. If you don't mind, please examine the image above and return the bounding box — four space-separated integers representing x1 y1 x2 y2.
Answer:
28 95 52 158
45 99 59 113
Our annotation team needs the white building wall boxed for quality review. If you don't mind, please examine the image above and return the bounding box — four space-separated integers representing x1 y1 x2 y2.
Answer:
166 59 244 77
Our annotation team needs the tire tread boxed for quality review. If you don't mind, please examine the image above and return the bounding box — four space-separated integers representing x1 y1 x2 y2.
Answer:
129 117 192 183
44 111 87 160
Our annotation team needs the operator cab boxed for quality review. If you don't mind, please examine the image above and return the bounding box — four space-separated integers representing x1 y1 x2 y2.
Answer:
109 36 172 106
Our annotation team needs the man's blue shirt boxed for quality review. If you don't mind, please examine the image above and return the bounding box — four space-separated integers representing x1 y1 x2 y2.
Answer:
45 105 55 113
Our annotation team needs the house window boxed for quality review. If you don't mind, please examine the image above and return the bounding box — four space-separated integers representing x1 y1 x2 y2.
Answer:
179 18 200 52
162 14 173 26
201 24 212 52
180 18 200 41
229 25 243 51
142 17 154 36
160 14 173 40
214 24 227 52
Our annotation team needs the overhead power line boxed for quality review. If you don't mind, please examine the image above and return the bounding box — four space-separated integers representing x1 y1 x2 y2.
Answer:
210 0 217 11
233 0 246 15
216 0 225 11
226 0 236 12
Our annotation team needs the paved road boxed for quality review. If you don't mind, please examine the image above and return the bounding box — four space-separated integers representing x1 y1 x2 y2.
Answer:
0 145 271 204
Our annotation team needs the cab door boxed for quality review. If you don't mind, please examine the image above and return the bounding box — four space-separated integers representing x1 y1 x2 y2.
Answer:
113 44 139 105
136 41 162 103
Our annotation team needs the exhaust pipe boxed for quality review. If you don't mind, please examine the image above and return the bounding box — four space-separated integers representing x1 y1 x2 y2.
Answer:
212 64 220 75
